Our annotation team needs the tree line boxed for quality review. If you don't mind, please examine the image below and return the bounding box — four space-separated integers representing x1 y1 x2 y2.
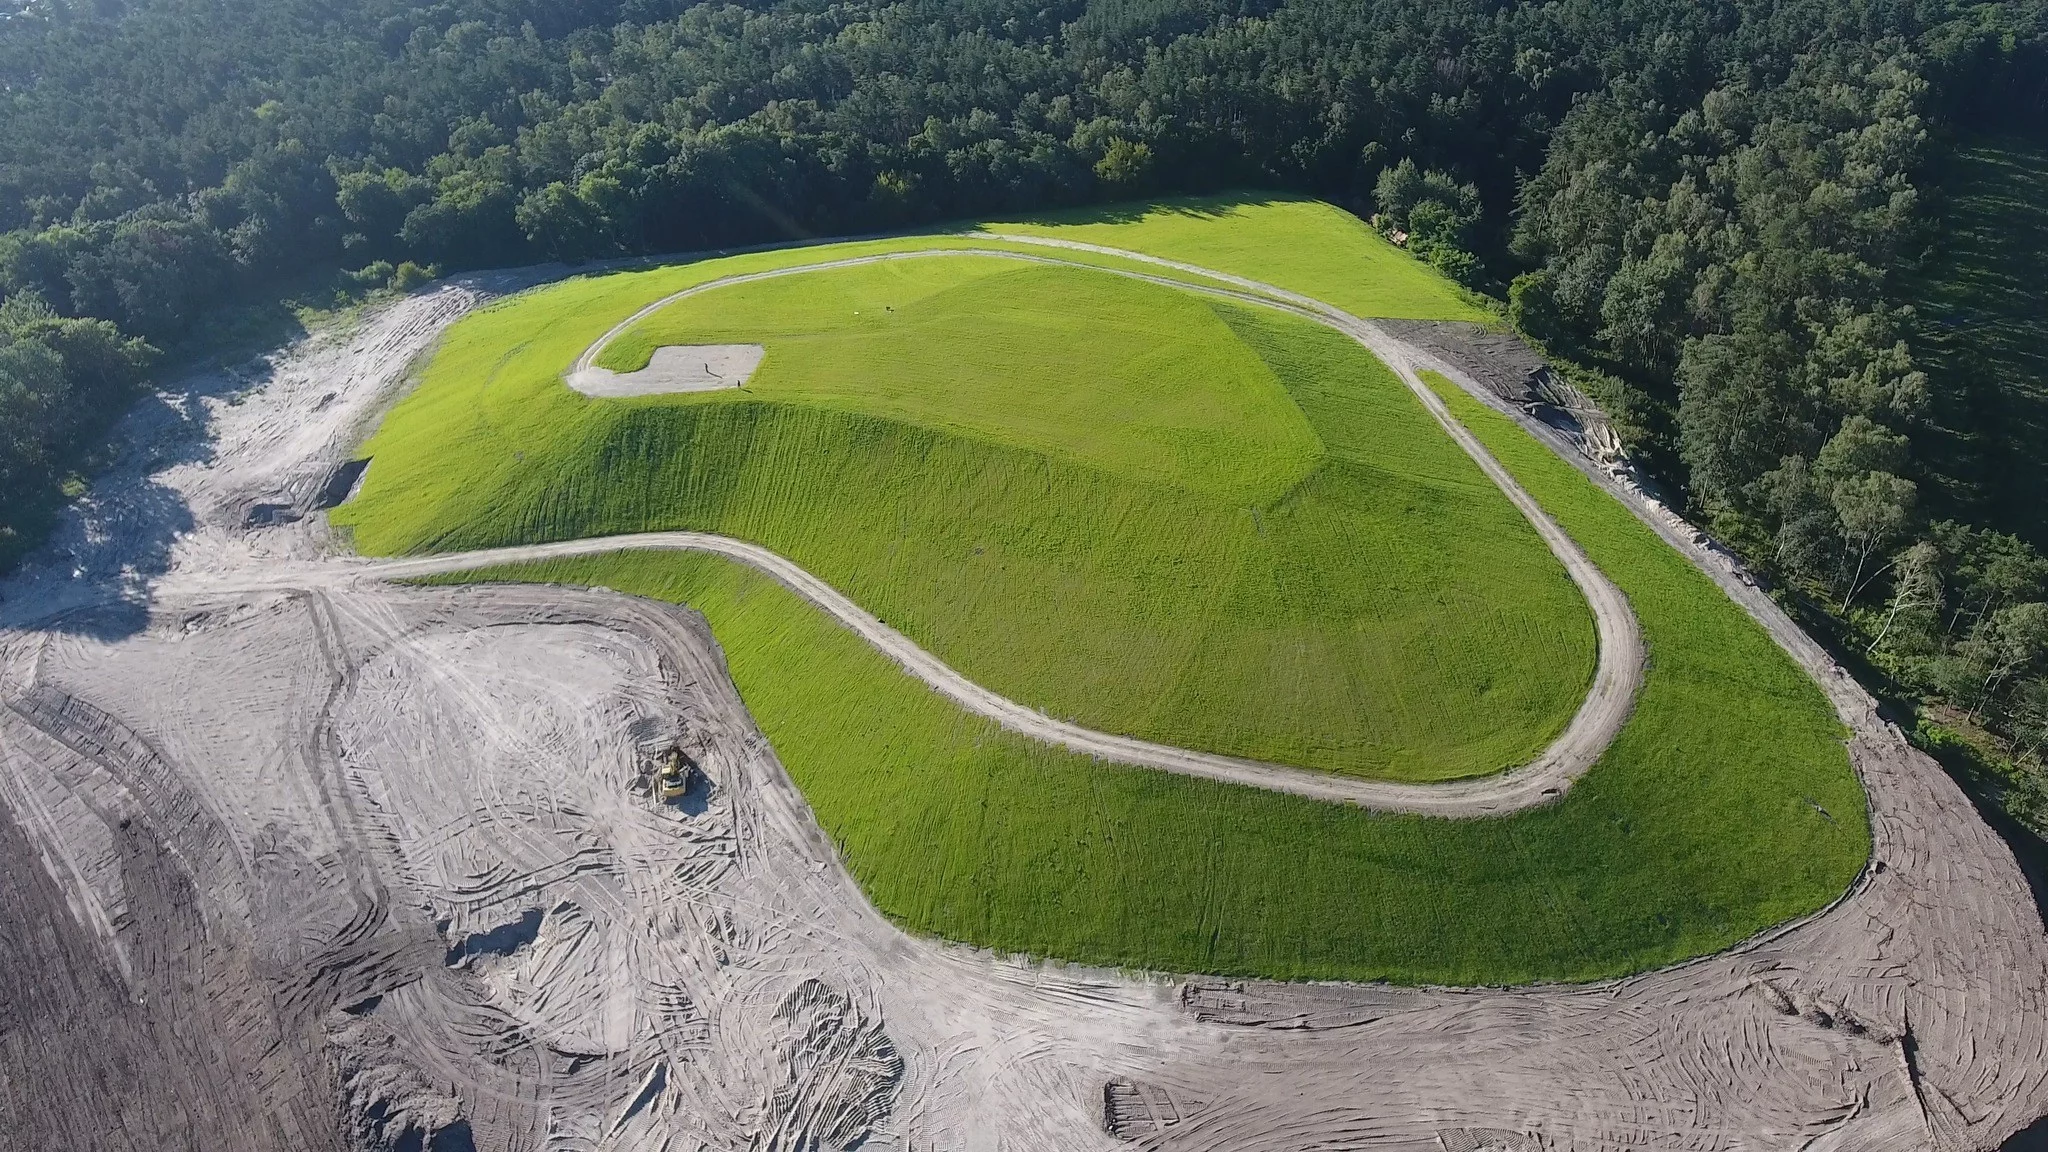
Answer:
4 0 2048 823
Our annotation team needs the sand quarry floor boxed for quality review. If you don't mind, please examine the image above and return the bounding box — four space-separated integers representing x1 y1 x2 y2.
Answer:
0 252 2045 1152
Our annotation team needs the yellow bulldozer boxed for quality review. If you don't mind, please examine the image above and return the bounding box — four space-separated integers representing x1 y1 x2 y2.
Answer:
656 746 699 801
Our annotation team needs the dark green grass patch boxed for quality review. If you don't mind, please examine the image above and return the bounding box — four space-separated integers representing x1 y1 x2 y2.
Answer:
1907 137 2048 548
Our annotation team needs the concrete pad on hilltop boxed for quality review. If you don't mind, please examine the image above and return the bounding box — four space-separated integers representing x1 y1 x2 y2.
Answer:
568 343 765 397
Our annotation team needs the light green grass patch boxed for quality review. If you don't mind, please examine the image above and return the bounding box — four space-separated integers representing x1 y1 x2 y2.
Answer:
596 256 1323 501
338 248 1594 782
983 194 1493 323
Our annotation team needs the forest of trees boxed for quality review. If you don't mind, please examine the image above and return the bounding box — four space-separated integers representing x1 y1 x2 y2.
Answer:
4 0 2048 824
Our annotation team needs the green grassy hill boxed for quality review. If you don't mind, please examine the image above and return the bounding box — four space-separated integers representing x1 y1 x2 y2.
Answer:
1908 137 2048 548
349 200 1867 983
339 248 1592 781
595 256 1324 501
423 368 1865 984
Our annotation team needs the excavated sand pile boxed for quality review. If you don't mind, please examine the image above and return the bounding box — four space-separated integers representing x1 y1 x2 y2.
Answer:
0 261 2044 1151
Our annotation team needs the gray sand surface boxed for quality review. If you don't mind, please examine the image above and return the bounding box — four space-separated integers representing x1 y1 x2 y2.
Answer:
0 249 2041 1150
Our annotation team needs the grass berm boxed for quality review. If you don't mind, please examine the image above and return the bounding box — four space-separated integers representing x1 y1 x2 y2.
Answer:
359 197 1866 982
341 238 1591 782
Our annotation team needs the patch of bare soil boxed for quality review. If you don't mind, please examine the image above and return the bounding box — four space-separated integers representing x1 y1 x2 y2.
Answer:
567 342 765 397
0 250 2041 1150
1378 318 1626 464
0 778 343 1152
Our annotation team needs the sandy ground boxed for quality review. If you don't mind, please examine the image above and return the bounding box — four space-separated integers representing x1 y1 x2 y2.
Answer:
567 343 765 397
0 247 2043 1151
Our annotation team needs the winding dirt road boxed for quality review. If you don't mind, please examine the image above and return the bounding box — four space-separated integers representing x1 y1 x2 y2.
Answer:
504 243 1643 816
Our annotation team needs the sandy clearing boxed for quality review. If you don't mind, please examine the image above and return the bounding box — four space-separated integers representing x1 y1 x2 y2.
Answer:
566 342 765 397
0 239 2041 1151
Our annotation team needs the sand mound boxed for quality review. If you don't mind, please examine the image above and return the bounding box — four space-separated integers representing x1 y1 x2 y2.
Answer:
566 344 764 397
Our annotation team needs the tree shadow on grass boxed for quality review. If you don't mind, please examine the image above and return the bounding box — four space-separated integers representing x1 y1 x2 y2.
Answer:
1905 137 2048 548
971 188 1312 230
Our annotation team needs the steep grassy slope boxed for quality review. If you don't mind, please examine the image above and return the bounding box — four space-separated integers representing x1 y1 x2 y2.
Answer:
427 370 1864 982
1907 137 2048 548
339 250 1593 781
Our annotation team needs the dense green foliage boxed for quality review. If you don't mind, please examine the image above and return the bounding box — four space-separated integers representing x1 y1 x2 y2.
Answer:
340 245 1594 781
1909 139 2048 546
5 0 2045 573
0 294 154 567
1850 138 2048 826
421 364 1863 983
1527 124 2048 841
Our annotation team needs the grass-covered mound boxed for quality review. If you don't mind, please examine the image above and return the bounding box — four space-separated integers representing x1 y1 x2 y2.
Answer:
593 255 1321 501
339 247 1593 781
425 370 1866 984
351 203 1868 981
